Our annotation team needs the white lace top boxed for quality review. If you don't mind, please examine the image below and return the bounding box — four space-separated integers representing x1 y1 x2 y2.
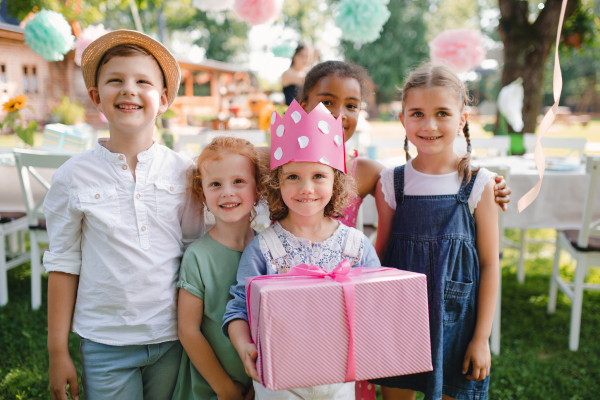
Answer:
380 159 497 214
258 221 365 274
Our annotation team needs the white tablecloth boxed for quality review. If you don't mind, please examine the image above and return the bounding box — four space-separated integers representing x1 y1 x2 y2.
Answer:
362 156 600 230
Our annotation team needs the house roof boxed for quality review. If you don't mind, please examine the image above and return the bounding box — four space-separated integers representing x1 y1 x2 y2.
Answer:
176 56 245 74
0 21 24 41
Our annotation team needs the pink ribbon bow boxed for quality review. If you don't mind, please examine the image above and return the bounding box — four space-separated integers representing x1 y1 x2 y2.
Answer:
247 260 377 383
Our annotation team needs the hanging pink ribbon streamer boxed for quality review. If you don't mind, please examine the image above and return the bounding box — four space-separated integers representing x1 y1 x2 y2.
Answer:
246 262 393 383
517 0 568 212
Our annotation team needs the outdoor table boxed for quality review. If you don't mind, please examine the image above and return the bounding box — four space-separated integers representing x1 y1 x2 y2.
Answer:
361 155 600 229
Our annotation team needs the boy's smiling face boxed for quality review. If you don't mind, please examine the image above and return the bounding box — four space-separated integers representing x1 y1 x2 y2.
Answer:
89 54 168 136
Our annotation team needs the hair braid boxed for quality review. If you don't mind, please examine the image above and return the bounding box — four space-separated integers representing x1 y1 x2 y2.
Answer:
404 136 412 161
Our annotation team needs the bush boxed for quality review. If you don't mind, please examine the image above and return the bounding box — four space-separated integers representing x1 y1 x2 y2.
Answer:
50 96 86 126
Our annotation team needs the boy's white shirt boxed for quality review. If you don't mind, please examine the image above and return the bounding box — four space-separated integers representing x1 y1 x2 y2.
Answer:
43 138 204 346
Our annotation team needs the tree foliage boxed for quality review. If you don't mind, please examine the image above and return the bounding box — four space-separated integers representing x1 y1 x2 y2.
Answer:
342 0 429 103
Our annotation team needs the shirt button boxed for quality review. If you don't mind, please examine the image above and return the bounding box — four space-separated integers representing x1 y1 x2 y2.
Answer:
136 193 141 199
118 155 124 160
95 194 100 199
122 165 128 170
141 226 146 231
170 186 174 191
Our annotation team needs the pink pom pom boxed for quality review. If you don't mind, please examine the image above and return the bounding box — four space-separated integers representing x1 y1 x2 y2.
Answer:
429 29 486 73
234 0 281 25
74 24 110 66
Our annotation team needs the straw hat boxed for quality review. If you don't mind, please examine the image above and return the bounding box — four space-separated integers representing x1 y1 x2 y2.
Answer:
81 30 181 106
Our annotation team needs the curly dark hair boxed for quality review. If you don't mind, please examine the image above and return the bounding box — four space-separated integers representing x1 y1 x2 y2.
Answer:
263 165 357 221
297 61 374 103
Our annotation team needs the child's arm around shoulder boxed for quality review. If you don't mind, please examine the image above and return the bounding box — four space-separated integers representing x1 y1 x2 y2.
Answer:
44 166 83 400
373 169 396 262
463 178 499 382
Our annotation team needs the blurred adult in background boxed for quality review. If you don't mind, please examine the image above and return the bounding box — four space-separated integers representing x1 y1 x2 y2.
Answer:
281 43 313 105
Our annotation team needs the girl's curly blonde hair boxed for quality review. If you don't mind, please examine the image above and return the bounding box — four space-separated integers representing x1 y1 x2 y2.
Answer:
263 164 357 221
188 136 265 222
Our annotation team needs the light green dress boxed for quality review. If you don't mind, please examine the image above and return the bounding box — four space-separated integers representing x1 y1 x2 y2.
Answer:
172 233 252 400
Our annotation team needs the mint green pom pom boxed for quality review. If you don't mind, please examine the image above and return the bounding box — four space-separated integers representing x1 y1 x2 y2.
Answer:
335 0 391 44
25 9 75 62
272 42 295 58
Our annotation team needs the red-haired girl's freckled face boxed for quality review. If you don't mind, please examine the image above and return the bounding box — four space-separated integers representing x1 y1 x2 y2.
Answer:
302 75 361 142
201 155 257 225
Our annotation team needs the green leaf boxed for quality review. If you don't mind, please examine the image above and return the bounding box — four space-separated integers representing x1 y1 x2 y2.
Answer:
15 125 35 147
27 105 35 114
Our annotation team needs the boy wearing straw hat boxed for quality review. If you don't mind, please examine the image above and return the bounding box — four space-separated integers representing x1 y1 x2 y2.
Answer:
44 30 204 400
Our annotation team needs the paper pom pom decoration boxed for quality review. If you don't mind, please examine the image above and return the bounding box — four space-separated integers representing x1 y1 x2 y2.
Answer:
24 9 75 62
335 0 391 44
429 29 486 73
271 42 295 58
233 0 282 26
193 0 234 12
74 24 110 66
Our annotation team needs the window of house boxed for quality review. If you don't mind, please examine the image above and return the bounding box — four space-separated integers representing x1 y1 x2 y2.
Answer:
23 66 29 94
32 67 38 94
1 65 6 93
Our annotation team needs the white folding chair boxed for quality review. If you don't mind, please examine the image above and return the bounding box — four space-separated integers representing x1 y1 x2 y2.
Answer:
484 165 510 355
523 134 587 159
547 156 600 351
515 135 588 284
470 136 511 157
0 212 30 306
13 149 72 310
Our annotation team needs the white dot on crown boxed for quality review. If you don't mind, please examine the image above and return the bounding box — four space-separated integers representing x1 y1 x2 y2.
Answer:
276 125 284 137
319 157 330 165
298 136 309 148
274 147 283 160
291 111 302 123
318 121 330 134
270 111 276 125
334 135 342 147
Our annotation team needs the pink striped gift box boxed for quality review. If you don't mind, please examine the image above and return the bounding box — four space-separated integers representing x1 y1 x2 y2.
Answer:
245 268 432 391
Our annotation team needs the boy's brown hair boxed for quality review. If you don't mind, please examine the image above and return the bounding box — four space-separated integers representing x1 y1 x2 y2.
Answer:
263 165 357 221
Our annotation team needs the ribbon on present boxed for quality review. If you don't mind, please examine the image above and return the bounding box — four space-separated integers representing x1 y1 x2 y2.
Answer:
247 261 392 383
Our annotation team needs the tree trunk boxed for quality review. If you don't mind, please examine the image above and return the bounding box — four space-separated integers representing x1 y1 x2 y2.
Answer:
497 0 579 134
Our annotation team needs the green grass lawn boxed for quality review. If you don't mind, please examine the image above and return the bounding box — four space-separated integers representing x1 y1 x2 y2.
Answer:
1 229 599 399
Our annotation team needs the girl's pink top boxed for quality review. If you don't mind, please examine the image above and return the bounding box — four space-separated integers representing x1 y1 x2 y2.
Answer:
335 150 363 229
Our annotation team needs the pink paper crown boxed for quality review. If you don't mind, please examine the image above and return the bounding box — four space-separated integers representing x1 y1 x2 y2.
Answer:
270 100 346 173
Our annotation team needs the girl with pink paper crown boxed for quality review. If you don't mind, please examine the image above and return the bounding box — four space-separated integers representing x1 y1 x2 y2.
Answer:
370 62 499 400
277 60 512 400
223 100 381 399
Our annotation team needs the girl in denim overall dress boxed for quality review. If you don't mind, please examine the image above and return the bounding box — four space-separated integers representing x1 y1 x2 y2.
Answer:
371 63 499 400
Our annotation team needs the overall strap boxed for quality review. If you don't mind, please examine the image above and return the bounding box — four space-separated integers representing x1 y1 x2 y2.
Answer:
342 227 363 261
393 165 405 206
350 149 359 178
457 169 478 204
260 228 287 260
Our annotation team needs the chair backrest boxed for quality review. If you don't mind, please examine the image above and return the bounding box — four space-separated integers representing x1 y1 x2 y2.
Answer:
578 156 600 248
523 134 587 158
13 149 72 227
470 136 511 157
480 164 509 252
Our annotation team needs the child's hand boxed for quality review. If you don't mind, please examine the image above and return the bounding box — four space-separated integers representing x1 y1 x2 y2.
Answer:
217 381 245 400
494 176 511 211
462 338 491 381
244 384 255 400
49 353 79 400
241 343 260 382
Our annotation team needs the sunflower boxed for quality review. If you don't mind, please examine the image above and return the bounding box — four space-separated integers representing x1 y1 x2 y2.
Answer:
2 95 28 113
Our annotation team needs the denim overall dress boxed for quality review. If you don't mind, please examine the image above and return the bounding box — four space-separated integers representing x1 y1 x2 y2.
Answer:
370 165 489 400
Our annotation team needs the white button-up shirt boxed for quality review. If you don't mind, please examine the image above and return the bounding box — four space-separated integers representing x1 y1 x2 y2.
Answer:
43 139 204 345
